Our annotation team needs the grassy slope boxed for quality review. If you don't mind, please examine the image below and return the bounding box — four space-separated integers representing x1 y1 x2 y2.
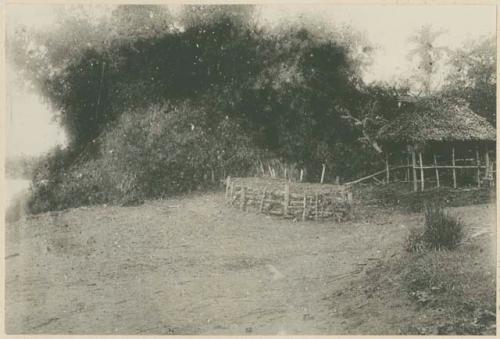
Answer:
5 191 496 334
335 204 496 335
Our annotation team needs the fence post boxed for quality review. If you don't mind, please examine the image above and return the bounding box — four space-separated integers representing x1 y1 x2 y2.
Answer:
411 149 418 192
302 194 307 221
300 169 304 182
485 145 490 179
240 187 246 211
320 164 326 184
476 149 481 188
283 183 290 216
385 152 390 184
419 152 425 191
452 147 457 189
225 176 231 200
229 182 234 205
314 193 319 221
433 155 440 188
406 155 410 182
259 188 267 213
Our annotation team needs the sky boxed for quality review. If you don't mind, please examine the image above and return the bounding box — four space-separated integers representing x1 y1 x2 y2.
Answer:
5 4 496 157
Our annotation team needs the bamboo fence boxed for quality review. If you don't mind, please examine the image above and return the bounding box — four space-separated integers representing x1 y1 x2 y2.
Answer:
225 177 353 222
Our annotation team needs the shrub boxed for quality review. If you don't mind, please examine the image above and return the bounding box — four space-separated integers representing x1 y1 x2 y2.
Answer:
27 101 268 213
423 204 464 250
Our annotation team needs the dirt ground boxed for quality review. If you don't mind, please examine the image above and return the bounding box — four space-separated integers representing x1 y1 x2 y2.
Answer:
4 192 496 334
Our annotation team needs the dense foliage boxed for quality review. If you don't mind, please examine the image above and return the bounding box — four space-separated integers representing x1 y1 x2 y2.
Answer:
8 6 495 212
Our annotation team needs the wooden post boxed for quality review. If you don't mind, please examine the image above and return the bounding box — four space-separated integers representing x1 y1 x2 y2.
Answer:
452 147 457 189
385 153 390 184
229 182 234 205
302 194 307 221
320 164 326 184
284 168 287 180
433 155 440 188
419 152 425 191
315 193 319 221
476 149 481 188
259 188 267 212
283 183 290 216
406 155 410 182
347 187 353 203
225 176 231 200
485 145 490 179
299 169 304 182
411 149 418 192
240 187 246 211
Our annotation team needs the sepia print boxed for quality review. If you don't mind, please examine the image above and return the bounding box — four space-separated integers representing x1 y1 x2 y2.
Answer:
3 3 497 335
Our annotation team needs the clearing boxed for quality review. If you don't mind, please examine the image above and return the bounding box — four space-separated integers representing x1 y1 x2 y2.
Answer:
5 191 496 334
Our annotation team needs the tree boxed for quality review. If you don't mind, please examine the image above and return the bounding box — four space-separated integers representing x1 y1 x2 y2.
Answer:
12 5 379 187
407 25 449 96
442 36 496 124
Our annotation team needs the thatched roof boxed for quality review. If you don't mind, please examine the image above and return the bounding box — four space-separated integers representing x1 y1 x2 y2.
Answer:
378 99 496 144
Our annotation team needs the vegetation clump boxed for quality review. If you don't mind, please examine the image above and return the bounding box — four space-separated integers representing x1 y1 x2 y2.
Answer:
405 204 463 252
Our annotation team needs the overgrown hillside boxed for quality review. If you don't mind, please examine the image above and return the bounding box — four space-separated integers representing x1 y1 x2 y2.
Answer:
8 5 495 213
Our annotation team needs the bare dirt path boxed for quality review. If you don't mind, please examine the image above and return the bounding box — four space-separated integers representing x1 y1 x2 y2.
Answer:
4 192 493 334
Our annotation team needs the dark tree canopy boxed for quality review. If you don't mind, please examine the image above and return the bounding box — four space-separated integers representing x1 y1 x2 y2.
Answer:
10 5 493 212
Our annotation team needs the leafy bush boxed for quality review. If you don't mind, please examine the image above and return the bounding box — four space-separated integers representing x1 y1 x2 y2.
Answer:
28 101 267 213
423 204 464 250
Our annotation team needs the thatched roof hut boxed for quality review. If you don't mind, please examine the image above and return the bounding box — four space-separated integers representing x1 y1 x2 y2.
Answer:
376 98 495 191
378 99 496 144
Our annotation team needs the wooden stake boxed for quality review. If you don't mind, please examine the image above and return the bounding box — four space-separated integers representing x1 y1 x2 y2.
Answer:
229 182 234 205
485 145 490 179
385 153 390 184
284 168 287 180
225 176 231 200
240 187 246 211
302 194 307 221
419 152 424 191
315 193 319 221
406 155 410 182
411 149 418 192
476 149 481 188
433 155 440 188
320 164 326 184
452 147 457 189
299 169 304 182
284 183 290 216
259 188 267 212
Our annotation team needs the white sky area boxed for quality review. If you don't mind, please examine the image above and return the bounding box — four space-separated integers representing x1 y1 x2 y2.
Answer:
5 4 496 157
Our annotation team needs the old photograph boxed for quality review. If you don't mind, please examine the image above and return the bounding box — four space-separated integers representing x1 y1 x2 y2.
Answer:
4 3 497 335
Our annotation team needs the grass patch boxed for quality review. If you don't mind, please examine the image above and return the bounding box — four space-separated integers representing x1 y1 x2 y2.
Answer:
361 205 495 335
405 204 464 252
422 204 464 250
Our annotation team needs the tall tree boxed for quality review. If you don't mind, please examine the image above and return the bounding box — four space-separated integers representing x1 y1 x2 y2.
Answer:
442 36 496 124
407 25 449 96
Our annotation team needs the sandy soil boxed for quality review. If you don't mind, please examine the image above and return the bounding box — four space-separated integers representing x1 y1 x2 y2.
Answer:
4 192 495 334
